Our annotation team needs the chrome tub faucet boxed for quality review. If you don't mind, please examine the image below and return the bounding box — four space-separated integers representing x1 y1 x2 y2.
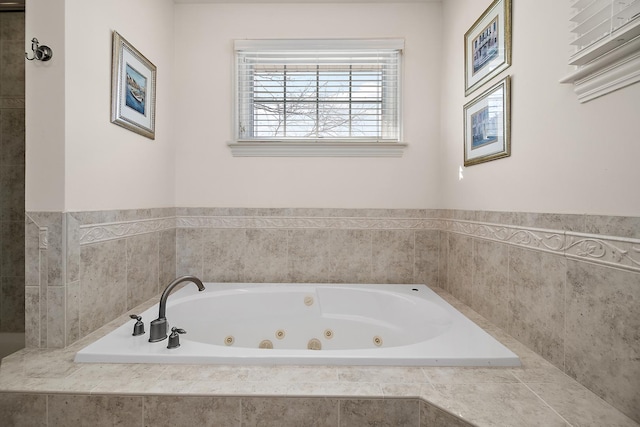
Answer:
149 276 205 342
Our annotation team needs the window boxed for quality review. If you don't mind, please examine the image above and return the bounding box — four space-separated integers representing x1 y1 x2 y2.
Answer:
561 0 640 102
230 39 406 157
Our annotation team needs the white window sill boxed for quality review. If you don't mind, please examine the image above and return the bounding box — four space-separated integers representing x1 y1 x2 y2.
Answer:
227 141 408 157
560 34 640 103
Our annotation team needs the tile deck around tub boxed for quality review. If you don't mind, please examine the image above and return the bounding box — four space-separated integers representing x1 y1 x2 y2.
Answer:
0 289 637 427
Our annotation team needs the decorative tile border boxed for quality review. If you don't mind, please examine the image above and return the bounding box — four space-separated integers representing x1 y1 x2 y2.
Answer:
79 217 175 245
77 213 640 274
0 97 25 108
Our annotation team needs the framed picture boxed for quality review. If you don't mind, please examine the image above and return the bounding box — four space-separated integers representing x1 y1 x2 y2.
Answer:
464 0 511 96
111 31 156 139
464 76 510 166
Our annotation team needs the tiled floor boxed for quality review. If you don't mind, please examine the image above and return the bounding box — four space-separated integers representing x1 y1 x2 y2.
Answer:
0 289 637 426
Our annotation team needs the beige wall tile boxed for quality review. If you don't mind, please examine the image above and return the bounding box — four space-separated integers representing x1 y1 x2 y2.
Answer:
446 233 473 306
144 396 240 427
328 229 372 283
79 239 127 337
48 394 143 427
565 260 640 423
0 393 46 426
126 233 160 309
243 229 288 283
287 229 331 283
414 230 439 287
509 247 565 369
242 397 339 427
340 398 419 426
202 228 246 282
473 239 511 331
372 229 415 284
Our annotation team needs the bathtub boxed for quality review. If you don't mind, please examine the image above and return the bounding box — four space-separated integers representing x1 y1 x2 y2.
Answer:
75 283 520 366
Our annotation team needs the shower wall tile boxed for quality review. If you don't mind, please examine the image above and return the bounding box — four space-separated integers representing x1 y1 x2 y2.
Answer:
0 276 23 332
473 239 511 332
564 260 640 422
125 232 159 309
0 108 25 165
328 229 372 283
0 11 24 40
0 221 23 276
0 40 25 97
287 229 331 283
201 228 246 282
372 229 415 284
243 229 288 283
0 166 23 221
509 247 565 369
79 239 127 338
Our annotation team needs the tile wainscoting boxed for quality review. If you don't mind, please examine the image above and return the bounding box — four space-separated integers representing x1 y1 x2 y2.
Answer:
23 208 640 423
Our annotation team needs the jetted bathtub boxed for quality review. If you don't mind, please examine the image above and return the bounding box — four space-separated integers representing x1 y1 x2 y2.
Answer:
75 283 521 366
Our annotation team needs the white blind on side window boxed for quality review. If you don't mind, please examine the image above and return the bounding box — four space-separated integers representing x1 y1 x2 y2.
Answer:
235 39 403 142
569 0 640 65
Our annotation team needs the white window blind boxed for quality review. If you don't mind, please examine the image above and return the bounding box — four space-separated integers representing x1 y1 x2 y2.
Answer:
569 0 640 65
234 39 403 144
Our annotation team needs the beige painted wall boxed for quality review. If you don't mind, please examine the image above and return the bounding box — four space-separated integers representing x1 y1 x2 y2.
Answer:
439 0 640 216
172 2 442 209
26 0 640 215
26 0 176 212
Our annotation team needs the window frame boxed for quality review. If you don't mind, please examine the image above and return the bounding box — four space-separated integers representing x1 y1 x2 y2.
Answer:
229 39 407 157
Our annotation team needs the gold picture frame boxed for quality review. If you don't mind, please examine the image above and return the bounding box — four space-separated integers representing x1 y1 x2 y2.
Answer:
464 0 511 96
111 31 156 139
464 76 511 166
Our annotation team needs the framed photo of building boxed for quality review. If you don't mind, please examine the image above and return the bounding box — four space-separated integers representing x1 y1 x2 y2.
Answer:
464 0 511 96
464 76 510 166
111 31 156 139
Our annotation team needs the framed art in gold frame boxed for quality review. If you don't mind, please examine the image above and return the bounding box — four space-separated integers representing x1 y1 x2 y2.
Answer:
464 0 511 96
111 31 156 139
464 76 510 166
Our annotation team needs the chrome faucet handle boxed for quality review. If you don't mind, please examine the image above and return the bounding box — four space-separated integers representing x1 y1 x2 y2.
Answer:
129 314 145 336
167 327 186 349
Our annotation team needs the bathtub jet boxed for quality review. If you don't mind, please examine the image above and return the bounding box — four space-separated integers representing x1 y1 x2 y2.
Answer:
148 276 205 343
75 283 521 367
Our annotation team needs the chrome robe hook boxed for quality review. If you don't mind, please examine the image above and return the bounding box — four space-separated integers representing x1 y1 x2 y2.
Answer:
25 38 53 62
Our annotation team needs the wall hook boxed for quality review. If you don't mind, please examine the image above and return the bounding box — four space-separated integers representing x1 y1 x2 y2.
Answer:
25 38 53 62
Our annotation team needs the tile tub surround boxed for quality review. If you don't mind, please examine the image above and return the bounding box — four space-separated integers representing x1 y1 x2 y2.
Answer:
1 288 637 427
24 208 640 423
0 11 25 335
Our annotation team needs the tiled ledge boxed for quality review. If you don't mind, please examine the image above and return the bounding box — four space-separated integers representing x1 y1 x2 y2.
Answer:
1 289 636 427
76 210 640 273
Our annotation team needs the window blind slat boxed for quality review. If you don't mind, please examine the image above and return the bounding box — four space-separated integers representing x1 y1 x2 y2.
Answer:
569 0 640 65
235 39 402 142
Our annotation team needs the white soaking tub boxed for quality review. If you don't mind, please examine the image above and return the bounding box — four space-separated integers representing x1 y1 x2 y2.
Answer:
75 283 520 366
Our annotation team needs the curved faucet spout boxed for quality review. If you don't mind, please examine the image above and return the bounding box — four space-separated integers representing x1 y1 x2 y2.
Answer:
158 276 205 319
149 276 205 342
